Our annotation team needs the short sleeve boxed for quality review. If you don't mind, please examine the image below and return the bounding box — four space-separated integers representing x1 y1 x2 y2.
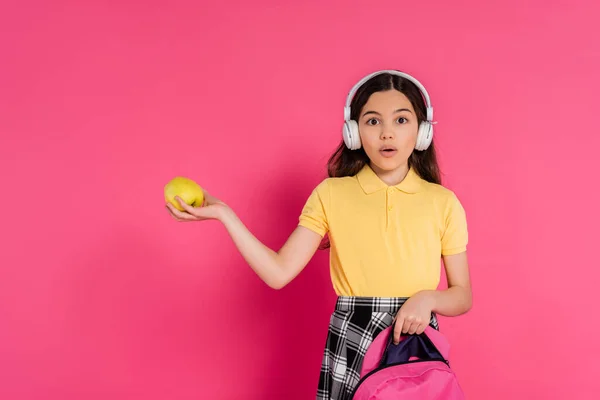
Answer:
298 180 330 237
441 193 469 256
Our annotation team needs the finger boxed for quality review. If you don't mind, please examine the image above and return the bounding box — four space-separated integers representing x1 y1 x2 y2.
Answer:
165 203 180 219
175 196 205 216
415 322 427 335
402 316 416 334
393 317 404 344
175 196 193 212
166 203 195 221
165 204 176 218
165 204 184 221
407 318 421 335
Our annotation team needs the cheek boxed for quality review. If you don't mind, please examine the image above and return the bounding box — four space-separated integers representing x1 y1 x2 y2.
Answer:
359 126 378 146
397 126 418 147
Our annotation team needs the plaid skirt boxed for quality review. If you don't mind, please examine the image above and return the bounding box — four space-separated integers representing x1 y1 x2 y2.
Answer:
316 296 439 400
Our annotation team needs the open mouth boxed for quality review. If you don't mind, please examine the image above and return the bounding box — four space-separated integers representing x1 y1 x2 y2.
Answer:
379 146 398 157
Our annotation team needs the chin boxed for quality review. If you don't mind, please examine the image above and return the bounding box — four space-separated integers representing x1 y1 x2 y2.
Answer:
371 157 405 172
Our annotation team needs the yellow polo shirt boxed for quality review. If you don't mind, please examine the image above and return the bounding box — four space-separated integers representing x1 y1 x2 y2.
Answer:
298 164 468 297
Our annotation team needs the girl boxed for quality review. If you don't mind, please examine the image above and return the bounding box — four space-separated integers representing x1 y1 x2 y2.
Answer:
166 70 472 400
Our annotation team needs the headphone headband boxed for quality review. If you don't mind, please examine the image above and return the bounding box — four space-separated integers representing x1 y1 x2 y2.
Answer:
343 70 434 122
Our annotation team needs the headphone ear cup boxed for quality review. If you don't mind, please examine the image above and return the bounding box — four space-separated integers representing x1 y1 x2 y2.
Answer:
415 122 433 151
343 120 361 150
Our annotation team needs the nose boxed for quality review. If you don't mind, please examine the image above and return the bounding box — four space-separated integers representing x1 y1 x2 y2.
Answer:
380 123 395 140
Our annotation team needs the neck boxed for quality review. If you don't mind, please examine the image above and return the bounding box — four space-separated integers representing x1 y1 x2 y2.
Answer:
369 162 410 186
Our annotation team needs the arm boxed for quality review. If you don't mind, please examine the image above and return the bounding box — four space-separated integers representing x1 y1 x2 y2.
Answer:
218 206 323 289
166 195 323 290
427 251 472 316
393 194 471 340
429 192 472 317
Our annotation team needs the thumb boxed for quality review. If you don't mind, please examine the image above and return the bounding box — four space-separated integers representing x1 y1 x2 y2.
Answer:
189 202 222 220
175 196 192 210
175 196 203 215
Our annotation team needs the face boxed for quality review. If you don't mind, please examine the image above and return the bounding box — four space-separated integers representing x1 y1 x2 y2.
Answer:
358 89 419 172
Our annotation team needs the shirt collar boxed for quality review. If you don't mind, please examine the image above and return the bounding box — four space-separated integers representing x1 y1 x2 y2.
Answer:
356 164 424 194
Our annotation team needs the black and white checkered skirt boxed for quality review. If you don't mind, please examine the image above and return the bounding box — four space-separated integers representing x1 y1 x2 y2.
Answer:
316 296 439 400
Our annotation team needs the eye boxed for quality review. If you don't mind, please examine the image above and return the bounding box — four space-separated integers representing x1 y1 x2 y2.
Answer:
366 118 379 126
397 117 408 124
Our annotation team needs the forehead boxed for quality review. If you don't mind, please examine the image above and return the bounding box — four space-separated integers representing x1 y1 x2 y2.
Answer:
363 90 413 112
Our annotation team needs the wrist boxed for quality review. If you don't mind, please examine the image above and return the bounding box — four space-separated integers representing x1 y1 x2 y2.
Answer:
216 203 235 224
420 290 439 312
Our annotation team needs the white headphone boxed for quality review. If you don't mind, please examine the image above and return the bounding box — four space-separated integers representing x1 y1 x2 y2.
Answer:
342 70 435 151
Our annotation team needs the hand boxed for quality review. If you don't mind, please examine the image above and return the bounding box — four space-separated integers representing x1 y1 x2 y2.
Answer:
393 291 436 344
165 190 229 222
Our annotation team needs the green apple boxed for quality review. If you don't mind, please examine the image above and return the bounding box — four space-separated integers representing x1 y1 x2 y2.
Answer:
164 177 205 211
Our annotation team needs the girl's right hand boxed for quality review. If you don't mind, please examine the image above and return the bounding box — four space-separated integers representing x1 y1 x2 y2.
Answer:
165 190 228 222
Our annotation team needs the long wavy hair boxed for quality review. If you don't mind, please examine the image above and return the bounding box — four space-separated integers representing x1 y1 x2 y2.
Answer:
320 72 441 250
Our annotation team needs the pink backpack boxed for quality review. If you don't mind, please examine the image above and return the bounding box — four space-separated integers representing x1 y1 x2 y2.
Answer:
351 326 466 399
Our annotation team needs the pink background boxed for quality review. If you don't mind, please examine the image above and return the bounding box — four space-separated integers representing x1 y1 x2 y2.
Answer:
1 0 599 399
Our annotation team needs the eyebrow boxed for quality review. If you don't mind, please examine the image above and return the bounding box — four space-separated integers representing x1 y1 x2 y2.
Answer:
362 108 413 117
